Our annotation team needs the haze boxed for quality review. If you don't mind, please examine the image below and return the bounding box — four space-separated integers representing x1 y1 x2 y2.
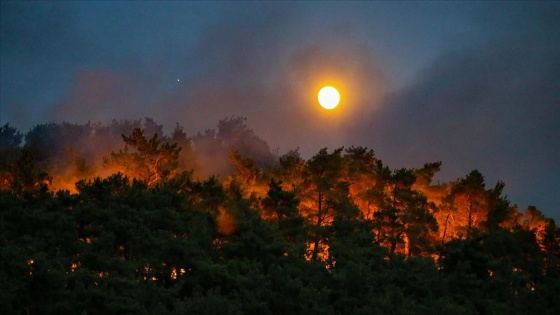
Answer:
1 1 559 220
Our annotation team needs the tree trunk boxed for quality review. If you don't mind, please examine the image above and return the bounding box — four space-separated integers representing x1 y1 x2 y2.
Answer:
441 211 451 244
311 191 323 261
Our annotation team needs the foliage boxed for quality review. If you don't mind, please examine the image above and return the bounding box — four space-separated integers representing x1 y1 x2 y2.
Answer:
103 128 181 187
1 119 559 314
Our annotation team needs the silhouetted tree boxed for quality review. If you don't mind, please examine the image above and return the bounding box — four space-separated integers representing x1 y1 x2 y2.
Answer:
304 148 346 261
104 128 181 187
374 168 438 256
262 179 306 256
443 170 490 238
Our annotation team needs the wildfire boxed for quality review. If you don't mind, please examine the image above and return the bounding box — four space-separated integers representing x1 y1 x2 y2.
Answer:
3 120 555 276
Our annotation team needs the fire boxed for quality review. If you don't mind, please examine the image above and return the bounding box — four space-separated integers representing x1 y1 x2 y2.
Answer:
71 262 79 272
27 259 34 276
2 119 555 276
170 267 187 280
216 207 237 235
305 242 330 262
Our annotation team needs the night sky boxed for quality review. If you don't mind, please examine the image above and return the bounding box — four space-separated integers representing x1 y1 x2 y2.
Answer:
1 1 559 220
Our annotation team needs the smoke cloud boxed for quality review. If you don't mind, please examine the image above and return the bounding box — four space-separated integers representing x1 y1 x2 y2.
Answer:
1 2 559 219
347 3 560 218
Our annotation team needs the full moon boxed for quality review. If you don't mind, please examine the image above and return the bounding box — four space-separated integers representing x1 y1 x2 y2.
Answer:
318 86 340 110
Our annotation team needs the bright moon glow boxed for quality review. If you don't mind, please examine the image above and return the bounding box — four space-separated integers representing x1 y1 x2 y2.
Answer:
318 86 340 109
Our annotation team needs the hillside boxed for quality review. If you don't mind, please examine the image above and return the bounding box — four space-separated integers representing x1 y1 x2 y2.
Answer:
1 119 559 314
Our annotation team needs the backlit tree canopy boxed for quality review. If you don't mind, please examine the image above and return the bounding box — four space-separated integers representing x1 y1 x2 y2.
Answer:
1 118 558 314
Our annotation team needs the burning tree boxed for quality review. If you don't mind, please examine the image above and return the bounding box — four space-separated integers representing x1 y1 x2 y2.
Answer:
372 168 438 256
104 128 181 187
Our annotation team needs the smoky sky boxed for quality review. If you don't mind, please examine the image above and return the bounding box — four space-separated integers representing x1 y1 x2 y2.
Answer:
1 1 559 220
348 3 560 220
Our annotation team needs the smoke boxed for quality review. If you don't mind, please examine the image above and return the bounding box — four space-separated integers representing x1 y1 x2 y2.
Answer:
162 4 387 158
2 2 387 156
0 2 85 127
2 2 559 219
54 70 133 123
347 3 560 218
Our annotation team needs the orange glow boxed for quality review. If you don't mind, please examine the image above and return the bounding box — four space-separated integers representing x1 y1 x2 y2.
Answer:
71 262 79 272
27 259 34 276
6 116 553 276
305 242 330 262
216 207 237 235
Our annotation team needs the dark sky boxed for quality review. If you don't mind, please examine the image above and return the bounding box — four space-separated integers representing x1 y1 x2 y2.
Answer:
1 1 559 220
